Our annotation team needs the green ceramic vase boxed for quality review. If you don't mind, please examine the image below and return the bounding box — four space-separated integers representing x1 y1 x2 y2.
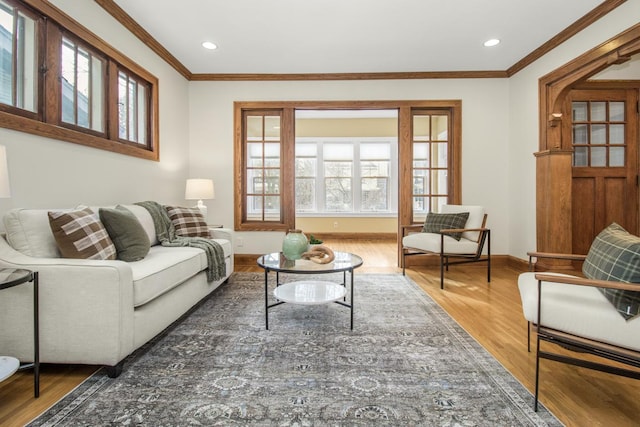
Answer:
282 229 309 260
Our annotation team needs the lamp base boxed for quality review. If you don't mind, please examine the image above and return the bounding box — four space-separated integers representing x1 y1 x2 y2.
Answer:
193 200 207 218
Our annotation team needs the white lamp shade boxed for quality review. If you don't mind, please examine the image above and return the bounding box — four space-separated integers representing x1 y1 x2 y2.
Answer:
0 145 11 198
185 179 214 200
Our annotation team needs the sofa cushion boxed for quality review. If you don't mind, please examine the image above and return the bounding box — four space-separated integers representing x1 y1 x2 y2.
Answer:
48 207 117 260
422 212 469 241
165 206 210 238
582 222 640 320
99 206 150 262
4 208 61 257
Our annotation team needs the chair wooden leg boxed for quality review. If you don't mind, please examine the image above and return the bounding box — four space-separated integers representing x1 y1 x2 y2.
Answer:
527 321 531 352
440 257 445 289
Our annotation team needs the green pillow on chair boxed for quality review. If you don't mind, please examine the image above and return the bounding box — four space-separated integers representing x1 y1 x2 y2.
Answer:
422 212 469 241
582 222 640 320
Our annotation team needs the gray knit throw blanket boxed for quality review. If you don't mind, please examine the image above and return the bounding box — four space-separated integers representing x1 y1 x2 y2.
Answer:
135 201 226 282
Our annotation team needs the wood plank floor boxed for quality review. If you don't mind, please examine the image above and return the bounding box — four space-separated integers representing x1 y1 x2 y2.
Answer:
1 237 638 426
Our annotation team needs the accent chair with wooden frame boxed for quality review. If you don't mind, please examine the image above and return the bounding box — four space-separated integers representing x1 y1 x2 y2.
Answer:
401 205 491 289
518 223 640 411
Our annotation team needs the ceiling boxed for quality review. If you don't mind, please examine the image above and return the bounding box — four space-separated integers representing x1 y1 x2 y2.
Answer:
111 0 607 75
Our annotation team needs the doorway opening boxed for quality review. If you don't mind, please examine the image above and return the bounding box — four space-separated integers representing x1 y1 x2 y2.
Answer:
293 109 399 236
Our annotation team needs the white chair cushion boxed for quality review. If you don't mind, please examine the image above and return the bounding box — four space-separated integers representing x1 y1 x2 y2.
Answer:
402 232 479 254
518 272 640 352
441 205 485 241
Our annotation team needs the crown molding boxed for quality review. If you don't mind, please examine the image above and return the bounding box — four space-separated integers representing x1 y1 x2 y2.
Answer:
93 0 192 80
95 0 626 81
190 70 508 81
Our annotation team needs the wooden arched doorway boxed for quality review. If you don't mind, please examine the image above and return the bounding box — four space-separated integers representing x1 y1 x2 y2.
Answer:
536 23 640 269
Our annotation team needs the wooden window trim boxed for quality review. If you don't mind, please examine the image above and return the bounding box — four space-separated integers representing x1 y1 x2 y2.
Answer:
57 32 108 138
0 0 160 161
0 0 43 121
234 100 462 233
116 67 153 148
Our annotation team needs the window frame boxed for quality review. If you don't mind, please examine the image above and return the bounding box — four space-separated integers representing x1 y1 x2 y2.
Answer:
409 108 455 222
0 0 159 161
58 31 107 137
0 0 43 121
234 101 462 233
116 66 152 147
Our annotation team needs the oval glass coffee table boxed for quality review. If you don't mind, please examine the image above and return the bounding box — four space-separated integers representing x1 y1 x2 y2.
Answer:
257 251 363 330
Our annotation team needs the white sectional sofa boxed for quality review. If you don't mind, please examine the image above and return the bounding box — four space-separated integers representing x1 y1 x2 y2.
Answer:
0 204 233 377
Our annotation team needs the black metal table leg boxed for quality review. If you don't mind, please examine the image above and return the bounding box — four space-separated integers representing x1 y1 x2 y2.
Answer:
264 269 269 330
350 269 354 330
33 271 39 398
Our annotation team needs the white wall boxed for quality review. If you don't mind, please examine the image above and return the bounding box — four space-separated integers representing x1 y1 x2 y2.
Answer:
0 1 191 224
189 79 510 255
507 0 640 260
1 0 637 261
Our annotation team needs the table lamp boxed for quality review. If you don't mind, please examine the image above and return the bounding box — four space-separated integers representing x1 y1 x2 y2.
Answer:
185 178 214 218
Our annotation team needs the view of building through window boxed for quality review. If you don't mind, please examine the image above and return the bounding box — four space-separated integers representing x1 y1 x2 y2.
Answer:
295 138 395 214
294 109 398 216
0 0 37 112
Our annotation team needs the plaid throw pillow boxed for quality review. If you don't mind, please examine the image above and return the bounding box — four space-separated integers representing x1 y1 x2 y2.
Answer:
48 207 117 260
422 212 469 241
582 222 640 320
165 206 210 238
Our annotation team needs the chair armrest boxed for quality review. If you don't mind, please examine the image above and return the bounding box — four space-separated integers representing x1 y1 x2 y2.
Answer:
401 224 423 237
210 227 233 242
534 273 639 291
439 227 489 233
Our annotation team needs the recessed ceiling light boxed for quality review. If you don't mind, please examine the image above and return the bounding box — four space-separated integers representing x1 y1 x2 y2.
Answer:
202 41 218 50
483 39 500 47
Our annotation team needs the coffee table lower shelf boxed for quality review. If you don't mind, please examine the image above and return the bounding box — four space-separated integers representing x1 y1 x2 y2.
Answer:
273 281 347 305
268 280 352 329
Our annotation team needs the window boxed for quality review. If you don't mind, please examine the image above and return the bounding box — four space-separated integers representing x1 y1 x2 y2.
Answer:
411 110 452 222
294 143 316 211
244 111 283 222
324 142 353 212
0 0 157 160
295 138 395 214
0 0 38 114
118 70 148 144
360 142 391 212
572 100 626 167
61 36 105 133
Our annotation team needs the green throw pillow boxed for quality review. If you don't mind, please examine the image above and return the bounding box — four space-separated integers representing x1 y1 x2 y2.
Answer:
582 222 640 320
99 205 150 262
422 212 469 241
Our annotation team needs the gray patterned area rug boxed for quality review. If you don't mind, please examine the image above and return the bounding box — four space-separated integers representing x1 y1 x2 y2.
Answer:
29 272 561 426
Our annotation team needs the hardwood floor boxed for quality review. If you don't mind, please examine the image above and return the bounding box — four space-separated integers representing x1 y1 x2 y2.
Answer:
1 237 638 426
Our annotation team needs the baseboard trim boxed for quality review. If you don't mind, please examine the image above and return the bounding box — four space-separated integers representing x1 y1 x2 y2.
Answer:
305 232 397 240
236 253 527 269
